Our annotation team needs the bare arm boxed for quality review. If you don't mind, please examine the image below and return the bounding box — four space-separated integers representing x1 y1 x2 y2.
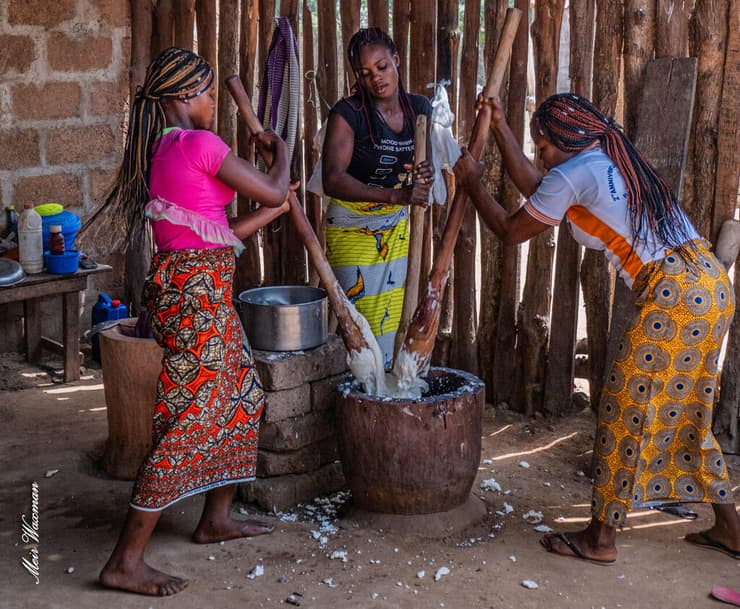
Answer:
321 112 431 206
485 96 543 198
228 182 299 240
229 201 288 240
216 132 290 207
454 148 549 245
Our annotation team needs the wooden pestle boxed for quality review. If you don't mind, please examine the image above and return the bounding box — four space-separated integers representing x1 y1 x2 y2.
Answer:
224 75 370 354
394 7 523 377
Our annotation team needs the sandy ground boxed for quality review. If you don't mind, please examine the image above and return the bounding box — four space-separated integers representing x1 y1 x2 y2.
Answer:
1 353 739 609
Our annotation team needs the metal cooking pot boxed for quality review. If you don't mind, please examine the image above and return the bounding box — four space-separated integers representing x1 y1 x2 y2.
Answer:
237 285 328 351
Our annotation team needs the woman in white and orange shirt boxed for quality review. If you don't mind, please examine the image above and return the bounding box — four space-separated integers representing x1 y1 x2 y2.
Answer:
455 92 740 564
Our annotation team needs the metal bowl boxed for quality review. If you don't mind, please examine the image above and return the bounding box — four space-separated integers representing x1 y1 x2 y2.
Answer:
0 259 25 287
237 285 328 351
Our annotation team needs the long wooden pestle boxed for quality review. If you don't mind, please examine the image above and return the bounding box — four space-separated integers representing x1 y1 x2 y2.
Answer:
224 75 370 354
393 7 523 378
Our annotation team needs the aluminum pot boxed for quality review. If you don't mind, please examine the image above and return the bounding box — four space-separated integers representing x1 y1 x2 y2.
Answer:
237 285 328 351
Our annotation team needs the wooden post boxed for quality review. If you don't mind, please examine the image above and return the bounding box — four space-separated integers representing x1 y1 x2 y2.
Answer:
491 0 527 409
280 0 298 34
303 0 323 288
242 0 259 98
404 0 436 360
256 0 277 284
581 0 622 413
174 0 196 50
687 0 729 239
259 0 275 78
316 0 339 121
217 0 240 220
129 0 153 95
367 0 389 32
515 0 564 415
437 0 458 84
155 0 175 52
478 0 509 400
393 0 411 84
543 0 590 417
340 0 361 96
124 0 153 321
570 0 595 99
656 0 690 58
232 0 262 294
565 0 594 404
451 0 481 375
715 0 740 452
623 0 654 136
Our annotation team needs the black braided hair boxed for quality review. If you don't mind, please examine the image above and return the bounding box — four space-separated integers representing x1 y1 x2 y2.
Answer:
533 93 696 260
345 27 416 146
80 47 213 252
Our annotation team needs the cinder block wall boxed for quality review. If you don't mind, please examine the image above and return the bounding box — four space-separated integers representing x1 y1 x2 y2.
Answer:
0 0 130 350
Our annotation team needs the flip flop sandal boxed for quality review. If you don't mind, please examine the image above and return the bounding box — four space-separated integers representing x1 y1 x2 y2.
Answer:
653 503 698 520
711 585 740 607
685 531 740 560
540 532 616 566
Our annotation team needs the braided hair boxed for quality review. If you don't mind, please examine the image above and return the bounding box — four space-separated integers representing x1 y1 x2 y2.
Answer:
345 27 416 146
532 93 696 260
80 47 214 253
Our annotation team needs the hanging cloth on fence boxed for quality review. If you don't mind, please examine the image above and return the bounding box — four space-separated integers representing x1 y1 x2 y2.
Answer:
257 16 300 169
429 80 461 205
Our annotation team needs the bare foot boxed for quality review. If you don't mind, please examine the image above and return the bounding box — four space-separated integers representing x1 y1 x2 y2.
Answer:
99 558 189 596
541 530 618 564
192 518 274 544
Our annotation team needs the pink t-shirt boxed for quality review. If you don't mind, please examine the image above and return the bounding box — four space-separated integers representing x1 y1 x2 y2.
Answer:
148 128 235 252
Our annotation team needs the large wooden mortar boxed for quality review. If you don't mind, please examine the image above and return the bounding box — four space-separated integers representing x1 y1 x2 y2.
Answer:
336 367 485 514
99 319 162 479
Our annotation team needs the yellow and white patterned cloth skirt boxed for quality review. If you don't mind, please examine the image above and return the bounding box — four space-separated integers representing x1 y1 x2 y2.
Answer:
326 198 409 369
592 241 736 527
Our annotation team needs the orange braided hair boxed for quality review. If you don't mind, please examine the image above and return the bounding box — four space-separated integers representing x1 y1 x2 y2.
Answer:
533 93 695 259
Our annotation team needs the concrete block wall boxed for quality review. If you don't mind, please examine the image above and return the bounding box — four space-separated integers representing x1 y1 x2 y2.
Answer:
0 0 130 351
243 335 349 511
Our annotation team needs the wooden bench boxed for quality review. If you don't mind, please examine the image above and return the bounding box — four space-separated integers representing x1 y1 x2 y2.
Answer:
0 264 112 382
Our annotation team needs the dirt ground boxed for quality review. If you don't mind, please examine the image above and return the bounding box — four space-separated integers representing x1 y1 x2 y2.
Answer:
1 353 739 609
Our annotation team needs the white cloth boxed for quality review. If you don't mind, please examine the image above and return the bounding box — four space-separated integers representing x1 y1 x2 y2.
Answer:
429 81 461 205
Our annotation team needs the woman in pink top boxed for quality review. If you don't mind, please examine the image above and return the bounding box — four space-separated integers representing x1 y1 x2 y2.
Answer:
97 47 290 596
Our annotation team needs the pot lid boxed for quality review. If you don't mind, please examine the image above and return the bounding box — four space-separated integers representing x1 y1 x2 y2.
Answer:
0 258 26 287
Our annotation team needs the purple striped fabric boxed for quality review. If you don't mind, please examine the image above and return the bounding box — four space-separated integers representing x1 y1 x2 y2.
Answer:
257 17 299 140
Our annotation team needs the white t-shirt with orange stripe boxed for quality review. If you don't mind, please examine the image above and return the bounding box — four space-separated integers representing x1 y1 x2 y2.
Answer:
524 148 698 288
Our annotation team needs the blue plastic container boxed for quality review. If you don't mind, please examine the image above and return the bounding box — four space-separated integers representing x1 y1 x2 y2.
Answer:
92 293 129 362
44 249 79 274
41 210 81 252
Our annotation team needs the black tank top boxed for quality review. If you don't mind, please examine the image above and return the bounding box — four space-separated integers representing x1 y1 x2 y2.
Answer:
330 92 432 189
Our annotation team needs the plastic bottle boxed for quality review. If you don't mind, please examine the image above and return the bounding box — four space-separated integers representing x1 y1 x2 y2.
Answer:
91 294 130 362
111 299 129 321
49 224 65 255
92 293 112 363
18 203 43 274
